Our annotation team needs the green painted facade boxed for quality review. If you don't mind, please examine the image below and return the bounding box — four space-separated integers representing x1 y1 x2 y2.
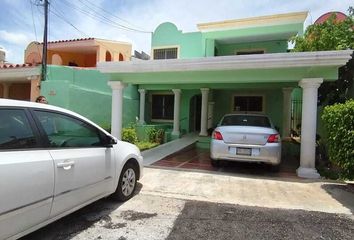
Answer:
42 65 138 128
109 19 340 139
40 14 345 146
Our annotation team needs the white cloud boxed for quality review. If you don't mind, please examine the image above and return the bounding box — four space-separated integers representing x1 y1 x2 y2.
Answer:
1 0 353 63
0 30 32 45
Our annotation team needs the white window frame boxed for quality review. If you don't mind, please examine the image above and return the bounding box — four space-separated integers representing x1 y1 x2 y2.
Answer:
151 45 180 60
231 93 266 114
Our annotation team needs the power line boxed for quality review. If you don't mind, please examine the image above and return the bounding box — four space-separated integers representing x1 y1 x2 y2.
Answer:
50 7 89 37
80 0 146 31
29 0 42 57
55 0 151 33
50 6 132 58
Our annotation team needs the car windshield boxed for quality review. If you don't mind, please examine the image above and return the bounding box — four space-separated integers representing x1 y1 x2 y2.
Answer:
220 115 271 128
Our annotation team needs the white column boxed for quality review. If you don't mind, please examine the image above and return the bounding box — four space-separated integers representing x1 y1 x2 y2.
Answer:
297 78 323 179
108 81 126 140
282 87 293 137
138 89 146 124
3 83 9 98
200 88 209 136
172 89 181 136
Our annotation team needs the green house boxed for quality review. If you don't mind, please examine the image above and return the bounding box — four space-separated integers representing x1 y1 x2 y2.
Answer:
98 11 352 178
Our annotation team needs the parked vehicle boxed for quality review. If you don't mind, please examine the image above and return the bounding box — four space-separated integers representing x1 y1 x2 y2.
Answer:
0 99 143 240
210 114 281 169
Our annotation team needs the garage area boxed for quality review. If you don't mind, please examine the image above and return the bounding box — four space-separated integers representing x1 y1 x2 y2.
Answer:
151 142 300 178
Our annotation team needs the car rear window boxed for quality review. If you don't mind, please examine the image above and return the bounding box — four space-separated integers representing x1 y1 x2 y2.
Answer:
221 115 271 128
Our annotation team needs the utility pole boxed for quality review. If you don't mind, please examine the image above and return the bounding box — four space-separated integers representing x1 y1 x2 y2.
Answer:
41 0 49 81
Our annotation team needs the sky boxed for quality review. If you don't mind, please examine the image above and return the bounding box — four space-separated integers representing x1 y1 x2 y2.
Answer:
0 0 352 64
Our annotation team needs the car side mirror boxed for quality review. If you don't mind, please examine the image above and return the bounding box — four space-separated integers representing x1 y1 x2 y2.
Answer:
104 135 117 147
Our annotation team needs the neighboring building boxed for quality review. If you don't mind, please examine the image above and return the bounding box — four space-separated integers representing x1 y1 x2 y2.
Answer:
24 38 132 67
0 47 5 64
0 48 41 101
98 12 353 178
0 38 135 128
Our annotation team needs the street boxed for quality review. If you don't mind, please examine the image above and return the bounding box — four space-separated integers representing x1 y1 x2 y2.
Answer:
23 168 354 240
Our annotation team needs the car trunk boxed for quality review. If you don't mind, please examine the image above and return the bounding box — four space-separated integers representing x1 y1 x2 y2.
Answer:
218 126 276 145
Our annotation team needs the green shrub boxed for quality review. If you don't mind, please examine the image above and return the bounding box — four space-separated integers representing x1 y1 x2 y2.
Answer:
122 128 138 144
135 141 159 151
322 99 354 179
146 127 165 144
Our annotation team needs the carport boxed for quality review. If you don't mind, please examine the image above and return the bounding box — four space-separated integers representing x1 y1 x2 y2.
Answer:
98 50 352 178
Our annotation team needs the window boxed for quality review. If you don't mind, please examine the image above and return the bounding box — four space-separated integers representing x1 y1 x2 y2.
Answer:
236 50 264 55
153 48 178 60
151 94 174 120
221 115 271 128
34 111 102 148
233 96 263 112
0 109 37 149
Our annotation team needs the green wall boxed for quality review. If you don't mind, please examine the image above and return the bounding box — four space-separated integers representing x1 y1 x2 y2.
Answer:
42 66 138 128
152 21 303 58
212 89 283 133
152 22 204 58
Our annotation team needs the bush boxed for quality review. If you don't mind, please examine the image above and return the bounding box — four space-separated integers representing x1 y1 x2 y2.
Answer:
122 128 138 144
322 99 354 179
146 127 164 144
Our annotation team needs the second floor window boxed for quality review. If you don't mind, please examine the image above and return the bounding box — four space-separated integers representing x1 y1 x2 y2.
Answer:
153 48 178 60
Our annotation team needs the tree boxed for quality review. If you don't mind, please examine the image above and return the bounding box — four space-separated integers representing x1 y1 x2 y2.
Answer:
292 7 354 105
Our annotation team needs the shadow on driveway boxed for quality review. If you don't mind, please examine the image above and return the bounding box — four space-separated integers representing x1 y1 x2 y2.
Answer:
321 183 354 215
21 183 143 240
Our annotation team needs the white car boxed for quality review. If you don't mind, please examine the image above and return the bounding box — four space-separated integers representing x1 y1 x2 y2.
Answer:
210 114 281 169
0 99 143 239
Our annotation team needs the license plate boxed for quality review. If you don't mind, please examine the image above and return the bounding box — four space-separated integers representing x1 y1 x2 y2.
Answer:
236 148 251 156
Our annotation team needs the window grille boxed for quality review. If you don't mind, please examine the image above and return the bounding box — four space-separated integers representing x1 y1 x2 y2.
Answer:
153 48 178 60
233 96 263 112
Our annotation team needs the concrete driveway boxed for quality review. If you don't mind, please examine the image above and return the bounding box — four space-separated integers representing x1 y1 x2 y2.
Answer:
23 168 354 240
151 146 299 178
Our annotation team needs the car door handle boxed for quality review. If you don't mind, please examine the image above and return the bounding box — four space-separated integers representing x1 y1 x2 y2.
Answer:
57 161 75 170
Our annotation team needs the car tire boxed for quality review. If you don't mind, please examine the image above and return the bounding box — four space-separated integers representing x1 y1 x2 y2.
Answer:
211 159 220 167
112 162 138 202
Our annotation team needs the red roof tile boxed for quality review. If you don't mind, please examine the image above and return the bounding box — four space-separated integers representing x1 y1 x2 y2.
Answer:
0 63 38 69
35 38 95 45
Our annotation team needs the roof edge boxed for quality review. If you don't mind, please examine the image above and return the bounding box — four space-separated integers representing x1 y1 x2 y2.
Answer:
197 11 308 31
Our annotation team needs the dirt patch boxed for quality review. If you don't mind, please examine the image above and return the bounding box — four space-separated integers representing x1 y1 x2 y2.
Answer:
121 210 158 221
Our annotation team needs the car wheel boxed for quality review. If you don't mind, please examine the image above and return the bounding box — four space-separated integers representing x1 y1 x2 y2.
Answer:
211 159 220 167
112 162 138 202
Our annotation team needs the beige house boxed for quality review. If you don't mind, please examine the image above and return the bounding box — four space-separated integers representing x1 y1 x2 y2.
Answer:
0 38 132 101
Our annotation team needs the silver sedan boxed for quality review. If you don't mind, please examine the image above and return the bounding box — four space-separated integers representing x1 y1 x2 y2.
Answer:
210 114 281 169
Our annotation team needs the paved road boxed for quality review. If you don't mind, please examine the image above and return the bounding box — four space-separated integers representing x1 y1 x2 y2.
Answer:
22 168 354 240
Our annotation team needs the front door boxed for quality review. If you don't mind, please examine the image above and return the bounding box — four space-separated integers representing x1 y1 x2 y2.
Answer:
32 110 115 217
189 95 201 132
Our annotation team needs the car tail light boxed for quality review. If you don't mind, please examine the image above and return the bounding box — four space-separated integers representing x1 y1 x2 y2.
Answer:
267 134 280 143
212 131 223 140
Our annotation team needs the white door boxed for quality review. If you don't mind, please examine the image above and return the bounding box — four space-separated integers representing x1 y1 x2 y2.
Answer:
33 110 115 217
0 109 54 239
